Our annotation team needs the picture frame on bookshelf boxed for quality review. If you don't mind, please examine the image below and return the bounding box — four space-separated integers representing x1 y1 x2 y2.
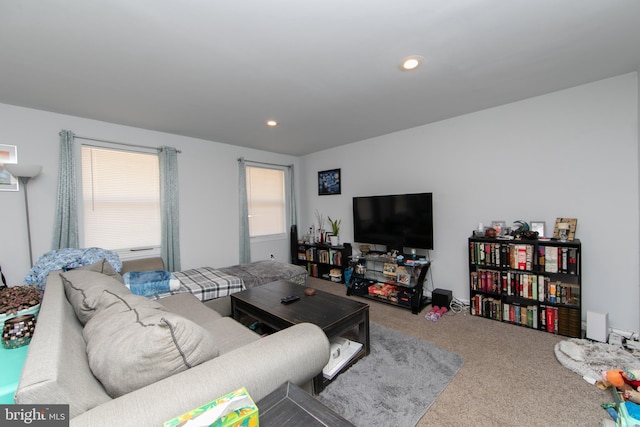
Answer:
530 221 545 237
318 168 341 195
382 262 397 277
396 266 411 285
491 220 506 235
553 218 577 241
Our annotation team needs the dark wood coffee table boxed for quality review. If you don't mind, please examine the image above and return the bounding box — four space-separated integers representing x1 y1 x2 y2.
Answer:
257 382 355 426
230 280 369 393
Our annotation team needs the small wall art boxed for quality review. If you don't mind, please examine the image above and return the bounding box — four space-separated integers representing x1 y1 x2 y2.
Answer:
0 144 18 191
318 168 341 195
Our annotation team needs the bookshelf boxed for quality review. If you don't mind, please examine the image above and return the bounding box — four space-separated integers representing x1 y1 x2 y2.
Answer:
295 242 352 283
346 254 431 314
469 236 581 337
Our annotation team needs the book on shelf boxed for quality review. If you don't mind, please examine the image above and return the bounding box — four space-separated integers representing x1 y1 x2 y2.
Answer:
545 246 558 273
568 247 579 274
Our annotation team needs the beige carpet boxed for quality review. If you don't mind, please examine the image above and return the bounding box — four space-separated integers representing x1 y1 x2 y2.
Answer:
309 277 609 427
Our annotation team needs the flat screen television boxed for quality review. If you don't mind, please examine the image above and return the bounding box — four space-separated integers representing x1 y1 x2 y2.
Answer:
353 192 433 251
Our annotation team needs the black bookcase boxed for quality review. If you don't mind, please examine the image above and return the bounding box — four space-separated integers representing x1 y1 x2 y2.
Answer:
469 236 581 337
295 242 352 283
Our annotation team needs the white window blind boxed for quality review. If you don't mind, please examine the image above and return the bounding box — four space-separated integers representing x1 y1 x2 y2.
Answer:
246 166 286 237
81 146 161 250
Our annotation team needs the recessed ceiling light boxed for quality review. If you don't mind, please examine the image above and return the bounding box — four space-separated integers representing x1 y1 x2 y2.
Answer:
265 119 279 127
400 55 423 71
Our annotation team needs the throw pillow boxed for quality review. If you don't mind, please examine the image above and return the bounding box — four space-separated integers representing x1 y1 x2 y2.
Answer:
75 259 124 283
83 290 219 398
61 269 133 325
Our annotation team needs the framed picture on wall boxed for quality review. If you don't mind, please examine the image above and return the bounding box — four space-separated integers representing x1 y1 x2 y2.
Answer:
318 168 341 195
0 144 18 191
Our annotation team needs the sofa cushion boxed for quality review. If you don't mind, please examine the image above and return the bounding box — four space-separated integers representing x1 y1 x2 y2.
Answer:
13 271 113 418
83 290 219 398
157 293 223 324
60 269 131 325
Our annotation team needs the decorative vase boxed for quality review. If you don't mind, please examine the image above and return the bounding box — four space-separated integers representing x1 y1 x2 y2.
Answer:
330 235 339 246
2 314 37 349
0 303 40 331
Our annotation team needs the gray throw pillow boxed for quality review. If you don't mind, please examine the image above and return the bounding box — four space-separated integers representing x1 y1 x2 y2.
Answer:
83 290 219 398
61 269 133 325
75 259 125 283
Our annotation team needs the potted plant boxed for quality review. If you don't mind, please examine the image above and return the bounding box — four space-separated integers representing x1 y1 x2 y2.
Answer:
328 216 341 246
0 285 42 329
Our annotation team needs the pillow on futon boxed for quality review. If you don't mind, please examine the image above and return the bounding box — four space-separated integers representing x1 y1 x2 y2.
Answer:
83 290 219 398
75 258 125 283
61 269 132 325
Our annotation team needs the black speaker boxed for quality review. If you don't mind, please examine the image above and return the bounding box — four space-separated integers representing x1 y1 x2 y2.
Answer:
290 225 298 264
432 288 452 309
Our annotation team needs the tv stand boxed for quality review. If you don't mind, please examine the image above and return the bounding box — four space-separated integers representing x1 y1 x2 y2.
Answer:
346 254 431 314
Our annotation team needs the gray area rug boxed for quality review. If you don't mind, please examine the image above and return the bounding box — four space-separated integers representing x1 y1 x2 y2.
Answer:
316 322 464 427
554 338 640 381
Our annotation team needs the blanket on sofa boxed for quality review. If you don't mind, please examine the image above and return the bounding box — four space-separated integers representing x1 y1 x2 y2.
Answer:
153 267 246 301
24 248 122 290
122 270 181 297
150 261 307 302
218 260 308 289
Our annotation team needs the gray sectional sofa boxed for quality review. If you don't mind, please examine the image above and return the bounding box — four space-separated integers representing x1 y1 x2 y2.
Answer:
15 260 330 426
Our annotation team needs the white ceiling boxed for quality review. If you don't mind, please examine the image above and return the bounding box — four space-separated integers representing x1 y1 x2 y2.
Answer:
1 1 639 156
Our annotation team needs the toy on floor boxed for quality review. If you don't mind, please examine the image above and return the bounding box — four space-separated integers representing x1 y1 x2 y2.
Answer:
601 403 618 422
425 306 439 321
431 306 448 321
425 306 448 322
599 369 640 404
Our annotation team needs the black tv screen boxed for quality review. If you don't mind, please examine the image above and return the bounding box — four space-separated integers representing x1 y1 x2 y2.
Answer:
353 193 433 250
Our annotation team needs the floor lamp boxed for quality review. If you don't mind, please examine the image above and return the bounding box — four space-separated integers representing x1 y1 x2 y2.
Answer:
4 164 42 267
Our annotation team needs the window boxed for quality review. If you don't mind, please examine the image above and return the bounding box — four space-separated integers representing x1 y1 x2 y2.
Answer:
81 146 161 251
245 166 286 237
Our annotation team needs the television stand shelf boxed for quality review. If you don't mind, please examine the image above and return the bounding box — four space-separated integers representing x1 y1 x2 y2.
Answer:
346 254 431 314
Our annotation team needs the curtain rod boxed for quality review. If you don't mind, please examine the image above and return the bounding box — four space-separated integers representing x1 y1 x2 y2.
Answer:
71 134 182 153
237 158 291 169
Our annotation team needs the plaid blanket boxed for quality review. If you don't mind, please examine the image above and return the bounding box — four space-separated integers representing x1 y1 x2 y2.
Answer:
154 267 245 301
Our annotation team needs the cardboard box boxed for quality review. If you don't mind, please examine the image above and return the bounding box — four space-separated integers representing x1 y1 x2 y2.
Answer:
164 387 258 427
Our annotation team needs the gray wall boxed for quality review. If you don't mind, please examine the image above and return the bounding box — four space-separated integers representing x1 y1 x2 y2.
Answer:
300 72 639 333
1 72 638 332
0 104 298 285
